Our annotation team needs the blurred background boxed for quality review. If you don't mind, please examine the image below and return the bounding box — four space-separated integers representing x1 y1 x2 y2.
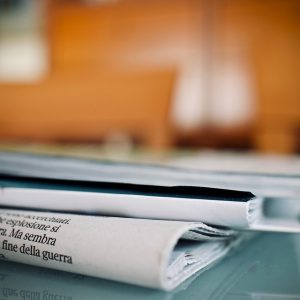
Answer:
0 0 299 156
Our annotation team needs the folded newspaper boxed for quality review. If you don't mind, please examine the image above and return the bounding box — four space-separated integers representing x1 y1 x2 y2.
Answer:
0 151 299 290
0 151 300 230
0 209 239 290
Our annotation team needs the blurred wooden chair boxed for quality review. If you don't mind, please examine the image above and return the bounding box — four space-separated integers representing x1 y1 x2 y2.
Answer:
0 69 175 149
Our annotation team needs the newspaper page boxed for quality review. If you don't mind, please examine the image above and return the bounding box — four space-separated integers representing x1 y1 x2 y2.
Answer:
0 209 238 290
0 151 299 199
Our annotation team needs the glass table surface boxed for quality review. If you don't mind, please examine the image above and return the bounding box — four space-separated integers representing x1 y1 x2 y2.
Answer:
1 232 300 300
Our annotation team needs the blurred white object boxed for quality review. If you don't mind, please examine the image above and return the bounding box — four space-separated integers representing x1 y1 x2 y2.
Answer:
210 55 255 127
172 62 208 130
0 36 47 82
0 0 47 82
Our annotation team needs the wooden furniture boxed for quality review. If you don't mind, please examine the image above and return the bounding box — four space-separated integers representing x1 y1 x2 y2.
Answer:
1 0 198 148
0 69 175 148
214 0 300 153
0 0 299 153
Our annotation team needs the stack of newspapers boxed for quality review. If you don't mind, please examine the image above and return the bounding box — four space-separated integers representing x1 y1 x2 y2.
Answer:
0 151 299 290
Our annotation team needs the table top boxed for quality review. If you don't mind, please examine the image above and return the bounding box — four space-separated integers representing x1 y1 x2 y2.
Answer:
1 232 299 300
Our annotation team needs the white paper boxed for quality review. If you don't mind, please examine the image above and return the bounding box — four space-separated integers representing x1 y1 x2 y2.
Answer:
1 152 299 232
0 188 252 228
0 151 299 199
0 209 238 290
